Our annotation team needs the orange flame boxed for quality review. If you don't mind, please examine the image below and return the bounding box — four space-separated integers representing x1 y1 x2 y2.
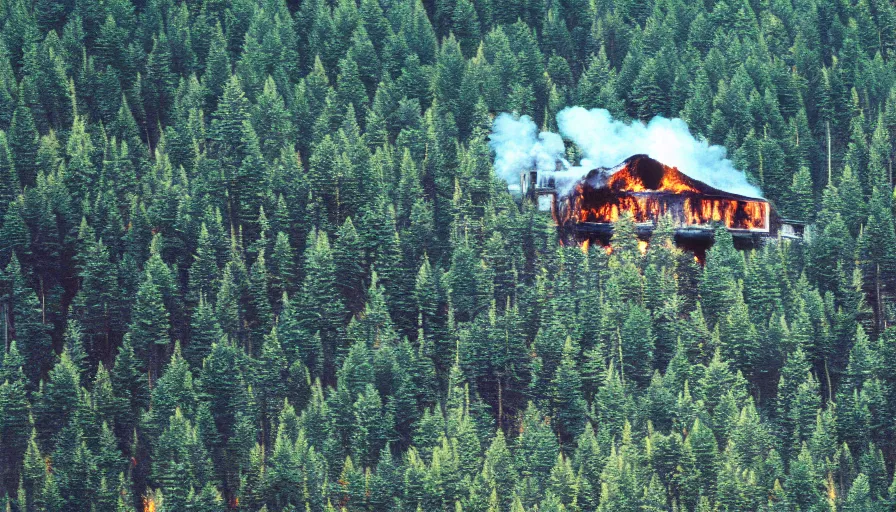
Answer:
143 496 156 512
559 157 768 232
605 164 702 194
568 193 767 230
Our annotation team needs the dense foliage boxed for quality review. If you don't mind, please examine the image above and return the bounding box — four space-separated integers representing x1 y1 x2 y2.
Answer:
1 0 896 509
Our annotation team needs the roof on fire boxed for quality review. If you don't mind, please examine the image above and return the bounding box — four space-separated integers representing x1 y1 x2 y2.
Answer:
574 154 767 203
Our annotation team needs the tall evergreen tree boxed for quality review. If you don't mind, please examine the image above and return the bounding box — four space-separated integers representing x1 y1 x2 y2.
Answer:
3 256 52 385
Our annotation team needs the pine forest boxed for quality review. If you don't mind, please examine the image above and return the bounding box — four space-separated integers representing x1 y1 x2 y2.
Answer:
1 0 896 510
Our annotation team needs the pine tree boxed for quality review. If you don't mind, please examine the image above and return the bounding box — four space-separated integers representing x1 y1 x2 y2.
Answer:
856 187 896 332
685 417 718 498
129 270 170 382
299 229 347 381
149 344 198 439
252 77 294 161
143 34 177 139
483 430 518 510
0 132 19 220
247 249 274 351
35 351 82 446
186 296 224 369
8 96 39 186
448 243 483 323
348 272 399 349
683 68 713 135
110 336 150 440
839 166 866 236
699 227 742 328
352 383 394 468
452 0 481 57
215 256 246 342
278 292 322 377
550 336 587 442
269 232 297 305
333 218 366 314
0 342 31 493
210 74 251 184
843 472 874 512
4 256 52 386
630 56 670 119
199 340 250 464
786 166 815 221
74 222 121 368
202 22 231 109
619 303 655 387
718 283 761 383
782 444 823 511
336 56 369 115
516 402 560 493
188 223 220 305
255 327 289 446
697 348 748 417
0 197 30 265
151 408 213 511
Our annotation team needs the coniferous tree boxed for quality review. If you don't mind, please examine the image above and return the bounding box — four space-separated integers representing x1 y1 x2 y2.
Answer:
619 303 655 387
857 187 896 331
8 97 39 186
299 229 346 382
786 166 815 221
550 336 587 442
247 249 273 350
151 408 213 511
0 342 30 493
0 132 19 220
129 269 170 382
35 350 81 446
3 256 52 386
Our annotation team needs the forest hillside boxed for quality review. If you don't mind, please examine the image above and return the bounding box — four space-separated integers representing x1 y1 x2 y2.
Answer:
0 0 896 510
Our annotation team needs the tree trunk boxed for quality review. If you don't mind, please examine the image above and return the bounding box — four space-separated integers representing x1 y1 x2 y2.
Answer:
877 263 883 332
827 121 832 185
497 378 503 430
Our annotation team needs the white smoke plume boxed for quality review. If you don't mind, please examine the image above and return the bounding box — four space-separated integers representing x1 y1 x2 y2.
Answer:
488 113 567 191
489 107 763 198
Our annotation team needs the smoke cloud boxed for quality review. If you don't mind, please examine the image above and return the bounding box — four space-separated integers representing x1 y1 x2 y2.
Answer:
489 107 762 197
488 113 567 190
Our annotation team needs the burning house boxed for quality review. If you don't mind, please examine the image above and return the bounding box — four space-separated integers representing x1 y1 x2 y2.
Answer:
521 154 802 254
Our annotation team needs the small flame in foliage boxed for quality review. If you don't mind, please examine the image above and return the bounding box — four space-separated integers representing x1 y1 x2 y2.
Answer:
143 496 156 512
825 472 837 503
638 240 648 255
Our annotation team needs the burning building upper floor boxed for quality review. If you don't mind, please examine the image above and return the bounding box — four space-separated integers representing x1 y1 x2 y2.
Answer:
516 154 805 252
490 109 806 253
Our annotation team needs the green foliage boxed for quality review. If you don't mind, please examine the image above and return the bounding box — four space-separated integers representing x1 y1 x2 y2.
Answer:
3 256 52 386
0 0 893 508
